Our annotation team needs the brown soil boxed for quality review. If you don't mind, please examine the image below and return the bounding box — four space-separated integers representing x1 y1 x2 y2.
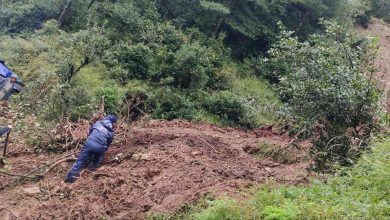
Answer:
357 18 390 110
0 120 310 219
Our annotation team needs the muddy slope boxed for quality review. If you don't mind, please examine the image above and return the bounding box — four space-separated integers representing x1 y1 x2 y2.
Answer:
0 120 310 219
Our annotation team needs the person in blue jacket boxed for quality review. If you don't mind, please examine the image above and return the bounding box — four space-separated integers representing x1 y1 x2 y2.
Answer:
65 115 117 183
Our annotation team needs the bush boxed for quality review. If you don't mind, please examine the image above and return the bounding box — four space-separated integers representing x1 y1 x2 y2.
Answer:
148 88 197 120
106 43 152 82
172 42 215 89
94 85 122 115
204 90 255 128
263 20 380 170
370 0 390 23
64 85 94 121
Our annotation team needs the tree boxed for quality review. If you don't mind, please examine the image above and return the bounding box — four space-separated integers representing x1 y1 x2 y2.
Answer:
265 20 380 170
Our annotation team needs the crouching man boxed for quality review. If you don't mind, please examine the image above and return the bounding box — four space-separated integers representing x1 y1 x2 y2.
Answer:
65 115 117 183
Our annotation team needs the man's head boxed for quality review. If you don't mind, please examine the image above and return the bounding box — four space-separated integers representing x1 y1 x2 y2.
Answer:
105 115 117 124
10 76 17 83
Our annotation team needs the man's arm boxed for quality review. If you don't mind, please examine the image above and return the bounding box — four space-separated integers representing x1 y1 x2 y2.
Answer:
0 78 7 88
107 132 113 147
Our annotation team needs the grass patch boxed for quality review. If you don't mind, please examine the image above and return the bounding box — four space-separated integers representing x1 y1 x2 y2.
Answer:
255 142 309 164
230 77 281 126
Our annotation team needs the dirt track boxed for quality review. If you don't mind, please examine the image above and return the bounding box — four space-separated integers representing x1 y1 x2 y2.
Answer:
0 120 309 219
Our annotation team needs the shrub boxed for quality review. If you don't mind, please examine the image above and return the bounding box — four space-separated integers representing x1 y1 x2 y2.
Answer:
64 85 94 121
262 205 298 220
172 42 214 89
106 43 152 82
148 88 197 120
204 90 255 128
263 20 380 170
94 85 122 115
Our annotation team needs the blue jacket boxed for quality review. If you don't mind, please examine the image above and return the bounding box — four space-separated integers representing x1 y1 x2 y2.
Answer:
0 127 10 136
86 119 114 150
0 63 14 78
0 78 7 88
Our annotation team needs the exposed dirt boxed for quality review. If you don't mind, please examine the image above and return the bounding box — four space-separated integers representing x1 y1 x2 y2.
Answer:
357 18 390 110
0 119 311 219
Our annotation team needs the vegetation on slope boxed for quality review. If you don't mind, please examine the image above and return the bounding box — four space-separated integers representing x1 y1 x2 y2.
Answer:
0 0 389 219
0 0 384 171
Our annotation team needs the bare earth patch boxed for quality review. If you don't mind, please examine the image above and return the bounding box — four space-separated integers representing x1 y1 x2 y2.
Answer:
0 120 310 219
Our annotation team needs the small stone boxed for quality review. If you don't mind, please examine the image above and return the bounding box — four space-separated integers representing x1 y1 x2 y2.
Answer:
53 186 61 193
114 153 125 163
140 153 151 160
133 152 152 160
191 151 203 156
22 186 41 194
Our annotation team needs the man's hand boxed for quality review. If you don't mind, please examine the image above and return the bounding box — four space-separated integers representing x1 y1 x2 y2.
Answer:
7 125 12 129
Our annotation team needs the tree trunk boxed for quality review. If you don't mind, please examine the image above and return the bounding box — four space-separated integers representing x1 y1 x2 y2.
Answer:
2 129 11 157
58 0 72 27
212 18 224 39
88 0 96 9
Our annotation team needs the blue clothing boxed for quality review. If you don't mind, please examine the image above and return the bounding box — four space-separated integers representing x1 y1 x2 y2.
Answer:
0 78 14 101
0 127 10 136
0 63 21 85
66 119 114 183
0 78 7 88
0 63 14 78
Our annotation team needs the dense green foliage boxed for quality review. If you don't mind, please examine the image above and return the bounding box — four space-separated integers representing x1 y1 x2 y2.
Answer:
0 0 287 128
0 0 382 167
158 0 352 58
149 133 390 219
261 20 380 170
369 0 390 22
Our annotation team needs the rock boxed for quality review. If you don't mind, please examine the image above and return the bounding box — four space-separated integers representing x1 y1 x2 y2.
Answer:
114 153 125 163
191 151 203 156
132 152 152 161
22 186 41 194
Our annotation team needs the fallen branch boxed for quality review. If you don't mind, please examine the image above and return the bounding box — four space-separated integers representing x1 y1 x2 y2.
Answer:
37 157 76 177
0 170 35 178
93 173 113 179
194 134 219 153
2 129 11 157
114 116 128 132
0 155 77 191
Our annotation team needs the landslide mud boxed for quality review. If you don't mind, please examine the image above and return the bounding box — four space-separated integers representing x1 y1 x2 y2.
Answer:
0 120 310 219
